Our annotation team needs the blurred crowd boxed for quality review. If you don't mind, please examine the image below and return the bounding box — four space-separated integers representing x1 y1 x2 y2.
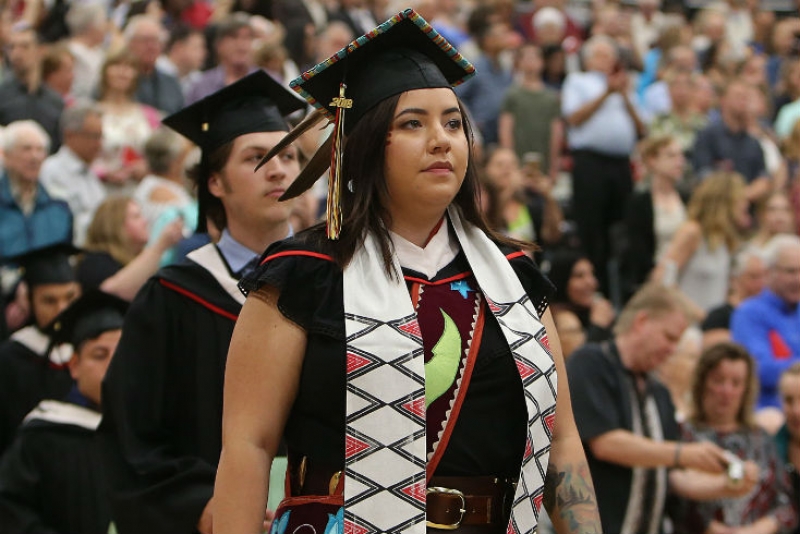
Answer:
1 0 800 532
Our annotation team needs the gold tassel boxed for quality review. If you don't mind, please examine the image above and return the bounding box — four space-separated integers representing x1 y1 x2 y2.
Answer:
327 83 351 240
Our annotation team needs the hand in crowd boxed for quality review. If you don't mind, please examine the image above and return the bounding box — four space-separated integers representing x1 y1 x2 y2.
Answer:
154 218 185 253
589 295 615 329
722 460 760 498
606 69 628 94
680 441 729 473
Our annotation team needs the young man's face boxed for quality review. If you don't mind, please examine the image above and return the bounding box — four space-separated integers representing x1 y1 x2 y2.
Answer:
31 282 80 329
208 131 301 234
69 329 121 405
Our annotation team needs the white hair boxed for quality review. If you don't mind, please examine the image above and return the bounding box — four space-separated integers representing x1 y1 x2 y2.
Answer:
732 247 767 277
763 234 800 269
581 34 618 64
124 15 167 44
533 7 566 30
66 2 106 35
3 120 50 154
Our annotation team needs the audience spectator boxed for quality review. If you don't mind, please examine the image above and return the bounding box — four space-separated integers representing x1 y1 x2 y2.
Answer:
622 135 688 299
693 79 771 203
750 191 796 253
732 234 800 409
641 46 698 120
0 244 80 456
568 283 730 534
516 0 584 49
701 247 768 348
156 24 206 96
499 42 562 180
547 248 616 343
40 43 74 105
125 15 184 114
0 23 64 151
776 363 800 515
562 34 646 293
673 342 797 534
655 327 702 422
631 0 669 63
542 43 567 90
648 71 708 166
652 171 749 314
552 304 587 359
0 120 72 259
328 0 378 37
186 13 254 104
748 85 790 192
95 50 159 192
40 101 106 246
78 196 183 300
775 57 800 139
766 19 800 92
65 3 107 101
0 290 125 534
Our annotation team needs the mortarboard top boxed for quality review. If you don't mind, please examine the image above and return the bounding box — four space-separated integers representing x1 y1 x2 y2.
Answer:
49 290 128 349
162 70 306 153
7 243 80 287
291 8 475 131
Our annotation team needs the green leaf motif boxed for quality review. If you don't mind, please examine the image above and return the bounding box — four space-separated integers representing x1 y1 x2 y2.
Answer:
425 309 462 407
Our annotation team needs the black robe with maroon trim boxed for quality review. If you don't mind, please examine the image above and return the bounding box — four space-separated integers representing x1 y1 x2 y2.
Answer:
0 328 73 456
98 247 242 534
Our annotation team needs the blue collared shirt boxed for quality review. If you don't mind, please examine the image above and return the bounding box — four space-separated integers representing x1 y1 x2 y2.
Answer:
216 227 293 277
731 289 800 408
561 71 639 156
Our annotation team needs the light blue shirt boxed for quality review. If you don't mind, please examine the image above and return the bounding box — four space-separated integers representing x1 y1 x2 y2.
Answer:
561 71 639 156
774 98 800 139
216 227 293 276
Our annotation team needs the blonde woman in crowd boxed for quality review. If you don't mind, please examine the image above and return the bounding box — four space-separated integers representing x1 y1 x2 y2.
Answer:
77 196 182 300
651 171 750 314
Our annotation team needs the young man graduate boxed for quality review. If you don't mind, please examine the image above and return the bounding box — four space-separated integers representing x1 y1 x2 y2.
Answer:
0 243 81 454
0 290 127 534
97 70 304 534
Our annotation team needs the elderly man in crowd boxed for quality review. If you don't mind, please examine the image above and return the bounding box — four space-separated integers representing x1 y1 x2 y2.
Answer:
126 15 184 114
66 3 108 100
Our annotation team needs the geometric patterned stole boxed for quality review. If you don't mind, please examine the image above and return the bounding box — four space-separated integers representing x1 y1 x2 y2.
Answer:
341 206 557 534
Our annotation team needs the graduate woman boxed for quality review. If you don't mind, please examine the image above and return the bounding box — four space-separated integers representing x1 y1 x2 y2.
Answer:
215 10 600 534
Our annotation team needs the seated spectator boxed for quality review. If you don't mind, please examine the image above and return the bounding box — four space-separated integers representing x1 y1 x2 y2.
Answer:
125 15 184 114
776 363 800 511
776 57 800 140
652 172 750 315
66 3 108 101
0 23 64 151
0 244 80 456
0 290 126 534
40 43 75 105
78 196 183 301
40 101 106 246
749 191 796 254
546 248 616 343
748 84 788 191
0 120 73 259
621 135 688 300
95 50 160 193
732 234 800 410
701 247 768 348
673 342 797 534
552 304 586 359
156 24 206 96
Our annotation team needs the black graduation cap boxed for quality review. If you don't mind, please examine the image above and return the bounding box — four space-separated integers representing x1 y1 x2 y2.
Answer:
256 8 475 239
7 243 79 287
162 70 306 232
49 290 128 349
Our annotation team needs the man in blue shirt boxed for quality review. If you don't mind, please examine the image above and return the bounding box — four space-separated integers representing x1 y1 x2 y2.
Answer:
732 234 800 409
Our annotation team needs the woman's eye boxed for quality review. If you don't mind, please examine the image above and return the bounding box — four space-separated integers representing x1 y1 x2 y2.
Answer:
402 119 422 129
446 118 463 130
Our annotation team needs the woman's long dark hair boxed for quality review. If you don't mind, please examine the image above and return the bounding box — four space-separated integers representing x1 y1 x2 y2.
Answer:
301 91 533 273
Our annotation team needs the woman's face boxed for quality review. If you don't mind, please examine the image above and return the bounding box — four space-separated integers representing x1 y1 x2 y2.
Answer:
701 358 749 427
105 62 137 95
566 258 598 308
761 194 794 235
485 148 521 193
384 87 469 223
648 140 685 183
780 374 800 438
123 201 150 249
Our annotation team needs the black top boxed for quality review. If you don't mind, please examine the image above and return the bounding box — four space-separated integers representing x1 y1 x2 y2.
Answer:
98 256 241 534
76 251 122 292
701 303 734 331
692 120 766 183
0 76 64 151
0 407 110 534
567 341 680 534
240 234 554 479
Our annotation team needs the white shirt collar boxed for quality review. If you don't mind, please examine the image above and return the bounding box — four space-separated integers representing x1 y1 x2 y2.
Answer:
390 218 459 279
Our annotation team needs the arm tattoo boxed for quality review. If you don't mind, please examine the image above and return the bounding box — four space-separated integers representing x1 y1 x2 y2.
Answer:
543 461 602 534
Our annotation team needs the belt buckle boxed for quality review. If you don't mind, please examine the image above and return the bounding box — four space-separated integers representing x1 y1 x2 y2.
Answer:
426 486 466 530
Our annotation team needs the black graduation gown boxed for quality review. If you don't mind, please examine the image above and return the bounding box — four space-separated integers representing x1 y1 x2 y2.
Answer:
0 326 73 456
0 399 110 534
98 246 243 534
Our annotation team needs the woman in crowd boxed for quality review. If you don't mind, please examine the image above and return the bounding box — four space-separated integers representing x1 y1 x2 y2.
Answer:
776 363 800 531
674 342 797 534
651 171 750 315
78 196 182 300
546 248 616 343
214 9 600 534
95 50 160 191
749 191 795 254
622 134 688 300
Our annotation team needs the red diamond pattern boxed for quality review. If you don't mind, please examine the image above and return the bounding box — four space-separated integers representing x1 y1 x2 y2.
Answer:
398 318 422 338
487 299 502 313
544 413 556 434
524 437 533 460
345 433 370 459
344 519 371 534
347 352 371 374
540 334 550 352
400 480 426 504
533 493 544 513
515 359 538 380
401 395 425 419
506 520 517 534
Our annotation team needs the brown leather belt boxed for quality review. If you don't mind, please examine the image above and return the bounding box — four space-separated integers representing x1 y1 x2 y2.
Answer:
426 476 516 532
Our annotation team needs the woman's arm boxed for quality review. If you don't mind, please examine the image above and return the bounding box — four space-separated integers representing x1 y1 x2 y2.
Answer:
649 220 702 286
540 309 603 534
213 286 307 534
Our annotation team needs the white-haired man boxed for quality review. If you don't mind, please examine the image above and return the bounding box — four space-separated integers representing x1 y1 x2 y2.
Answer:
0 120 72 258
732 234 800 410
66 3 108 100
126 15 184 114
